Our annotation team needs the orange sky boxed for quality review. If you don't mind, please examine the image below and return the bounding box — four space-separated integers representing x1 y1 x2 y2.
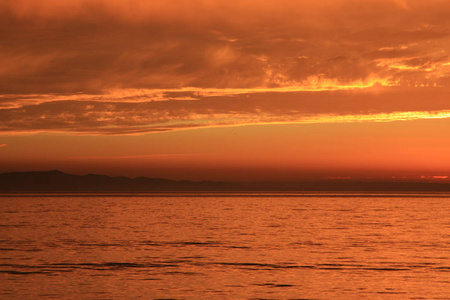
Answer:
1 0 449 181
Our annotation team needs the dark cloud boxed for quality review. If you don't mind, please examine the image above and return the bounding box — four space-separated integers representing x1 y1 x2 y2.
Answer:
1 0 450 134
1 0 450 93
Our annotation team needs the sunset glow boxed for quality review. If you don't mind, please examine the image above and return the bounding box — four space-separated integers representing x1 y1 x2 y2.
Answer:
1 0 449 181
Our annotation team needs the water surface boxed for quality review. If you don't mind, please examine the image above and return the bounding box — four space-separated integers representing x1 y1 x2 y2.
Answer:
1 193 450 299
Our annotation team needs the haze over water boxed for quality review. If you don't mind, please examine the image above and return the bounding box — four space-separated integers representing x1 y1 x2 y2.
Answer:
1 193 450 299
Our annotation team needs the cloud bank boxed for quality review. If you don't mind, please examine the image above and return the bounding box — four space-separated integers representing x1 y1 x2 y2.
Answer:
1 0 450 134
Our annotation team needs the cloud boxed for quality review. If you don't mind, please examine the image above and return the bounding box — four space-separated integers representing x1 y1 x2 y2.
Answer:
69 153 190 159
1 0 450 94
0 144 6 148
1 0 450 134
1 86 449 134
0 76 392 109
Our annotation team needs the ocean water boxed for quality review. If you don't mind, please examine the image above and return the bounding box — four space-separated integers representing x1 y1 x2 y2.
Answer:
1 193 450 299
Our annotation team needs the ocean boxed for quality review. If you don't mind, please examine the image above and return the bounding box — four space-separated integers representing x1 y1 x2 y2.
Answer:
1 193 450 299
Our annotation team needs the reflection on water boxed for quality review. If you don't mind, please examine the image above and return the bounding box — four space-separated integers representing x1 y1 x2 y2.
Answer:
1 194 450 299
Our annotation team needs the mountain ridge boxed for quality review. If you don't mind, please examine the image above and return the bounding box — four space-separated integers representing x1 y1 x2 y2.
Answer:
0 170 238 192
1 170 450 192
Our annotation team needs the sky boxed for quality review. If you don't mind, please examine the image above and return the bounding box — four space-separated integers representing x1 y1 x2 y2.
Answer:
0 0 449 181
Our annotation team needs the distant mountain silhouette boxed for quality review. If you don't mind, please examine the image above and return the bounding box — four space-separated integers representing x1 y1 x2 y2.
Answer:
0 170 238 192
242 180 450 192
0 170 449 192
